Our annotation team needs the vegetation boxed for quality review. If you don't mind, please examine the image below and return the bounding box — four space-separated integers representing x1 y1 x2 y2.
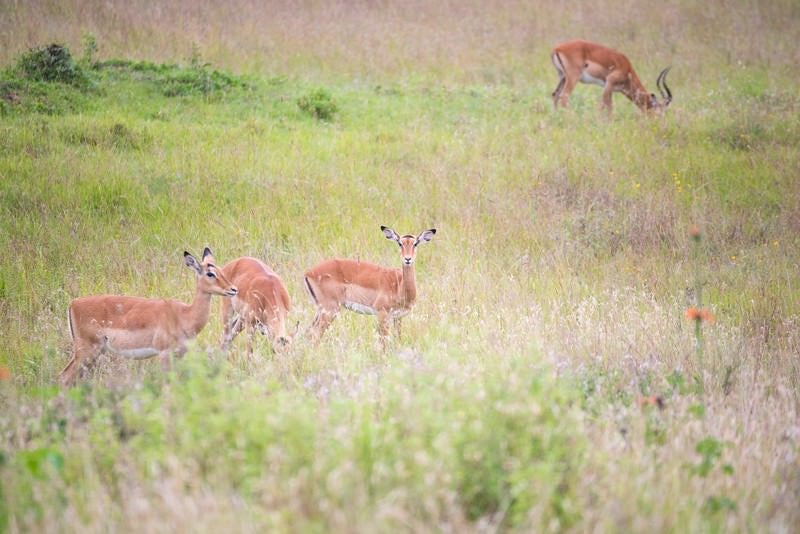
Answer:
0 0 798 531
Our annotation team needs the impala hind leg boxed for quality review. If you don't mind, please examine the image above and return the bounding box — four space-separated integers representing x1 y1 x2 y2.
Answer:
555 75 579 108
310 306 339 344
552 75 566 108
551 52 580 108
59 342 100 386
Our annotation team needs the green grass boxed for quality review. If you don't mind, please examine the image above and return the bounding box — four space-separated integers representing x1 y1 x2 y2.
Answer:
1 1 800 531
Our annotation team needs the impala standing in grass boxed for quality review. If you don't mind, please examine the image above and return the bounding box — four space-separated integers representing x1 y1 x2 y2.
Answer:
220 256 293 355
304 226 437 349
551 39 672 115
59 248 238 386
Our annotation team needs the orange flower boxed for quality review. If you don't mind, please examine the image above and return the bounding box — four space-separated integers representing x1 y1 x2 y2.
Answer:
0 366 10 382
689 225 701 240
685 307 715 324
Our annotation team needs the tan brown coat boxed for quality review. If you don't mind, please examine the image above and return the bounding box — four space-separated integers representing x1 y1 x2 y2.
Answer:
220 257 292 354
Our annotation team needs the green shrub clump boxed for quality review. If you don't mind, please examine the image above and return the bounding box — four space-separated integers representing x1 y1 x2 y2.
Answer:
14 44 89 87
297 88 338 120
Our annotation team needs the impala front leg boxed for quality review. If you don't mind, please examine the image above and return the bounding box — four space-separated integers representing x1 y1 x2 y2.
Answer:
222 313 244 351
245 323 256 356
160 344 187 372
377 311 391 351
601 83 615 115
159 350 172 372
393 317 403 340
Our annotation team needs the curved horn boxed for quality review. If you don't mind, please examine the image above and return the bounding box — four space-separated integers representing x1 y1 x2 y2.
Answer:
656 67 672 105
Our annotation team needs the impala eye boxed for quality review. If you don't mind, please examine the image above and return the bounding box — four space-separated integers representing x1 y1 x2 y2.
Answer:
206 271 216 278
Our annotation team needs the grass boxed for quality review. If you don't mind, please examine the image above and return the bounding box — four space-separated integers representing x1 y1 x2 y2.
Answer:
1 0 799 531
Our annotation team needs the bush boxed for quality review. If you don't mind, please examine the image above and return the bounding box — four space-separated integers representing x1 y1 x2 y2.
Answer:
95 58 246 97
14 44 88 87
297 88 338 120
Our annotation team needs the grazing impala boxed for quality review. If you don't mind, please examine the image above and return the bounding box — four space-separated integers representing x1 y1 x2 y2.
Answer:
59 248 238 386
551 39 672 115
220 256 293 355
304 226 437 348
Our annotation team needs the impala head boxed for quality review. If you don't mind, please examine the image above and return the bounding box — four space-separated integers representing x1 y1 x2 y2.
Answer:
184 248 238 297
254 318 297 352
649 67 673 112
381 226 437 266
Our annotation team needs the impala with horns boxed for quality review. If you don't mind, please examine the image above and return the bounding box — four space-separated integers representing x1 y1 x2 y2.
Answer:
59 248 238 386
304 226 437 348
220 256 293 355
551 39 672 115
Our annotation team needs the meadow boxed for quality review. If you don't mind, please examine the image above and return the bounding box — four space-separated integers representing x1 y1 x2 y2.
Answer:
0 0 799 531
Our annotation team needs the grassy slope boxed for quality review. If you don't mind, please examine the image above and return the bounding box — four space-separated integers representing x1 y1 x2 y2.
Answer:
1 1 799 531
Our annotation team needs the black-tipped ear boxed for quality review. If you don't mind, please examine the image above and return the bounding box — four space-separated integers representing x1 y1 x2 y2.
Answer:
184 252 202 274
382 226 400 242
416 229 436 245
202 247 213 260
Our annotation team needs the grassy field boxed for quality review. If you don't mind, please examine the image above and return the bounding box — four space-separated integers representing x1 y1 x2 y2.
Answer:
1 0 799 531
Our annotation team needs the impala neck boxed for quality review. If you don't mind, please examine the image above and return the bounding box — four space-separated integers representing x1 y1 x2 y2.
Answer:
400 263 417 306
183 280 213 337
624 74 651 111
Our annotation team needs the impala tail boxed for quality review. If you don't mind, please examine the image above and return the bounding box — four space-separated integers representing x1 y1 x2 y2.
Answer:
303 275 318 305
59 303 80 385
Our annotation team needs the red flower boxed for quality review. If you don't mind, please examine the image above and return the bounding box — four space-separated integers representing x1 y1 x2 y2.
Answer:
685 307 715 324
0 366 10 382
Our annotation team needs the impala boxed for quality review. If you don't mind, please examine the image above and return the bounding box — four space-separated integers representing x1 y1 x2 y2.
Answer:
304 226 437 348
551 39 672 115
59 248 238 386
220 256 293 355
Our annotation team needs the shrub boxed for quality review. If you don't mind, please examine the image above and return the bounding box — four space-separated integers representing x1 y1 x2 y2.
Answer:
297 88 338 120
14 44 88 87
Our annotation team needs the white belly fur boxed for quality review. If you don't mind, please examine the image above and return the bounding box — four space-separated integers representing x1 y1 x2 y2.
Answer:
108 346 160 360
580 71 605 86
344 301 376 315
101 336 160 360
390 308 411 319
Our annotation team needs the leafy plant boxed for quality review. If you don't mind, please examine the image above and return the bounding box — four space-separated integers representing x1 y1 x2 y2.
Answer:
14 44 89 87
691 437 724 478
80 33 98 68
297 87 338 120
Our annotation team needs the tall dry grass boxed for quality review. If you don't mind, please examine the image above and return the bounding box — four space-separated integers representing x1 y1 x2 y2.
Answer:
2 0 799 83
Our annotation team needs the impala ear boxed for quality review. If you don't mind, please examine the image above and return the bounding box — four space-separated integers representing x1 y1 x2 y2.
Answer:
416 228 437 245
202 247 217 266
184 251 203 274
381 226 400 242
